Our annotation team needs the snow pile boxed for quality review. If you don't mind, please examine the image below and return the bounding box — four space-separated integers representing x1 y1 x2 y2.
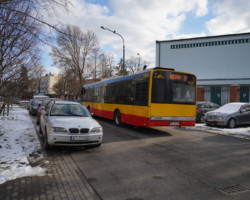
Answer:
188 123 250 139
0 106 46 184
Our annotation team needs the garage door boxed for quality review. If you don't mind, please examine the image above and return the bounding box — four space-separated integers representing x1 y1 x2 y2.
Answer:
240 86 249 102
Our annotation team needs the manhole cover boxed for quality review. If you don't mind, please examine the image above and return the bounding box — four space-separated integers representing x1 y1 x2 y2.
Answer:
217 184 249 196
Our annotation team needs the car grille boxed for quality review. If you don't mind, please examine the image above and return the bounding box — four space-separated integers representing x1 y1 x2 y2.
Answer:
69 128 89 134
80 128 89 133
69 128 79 133
208 115 217 120
207 115 221 122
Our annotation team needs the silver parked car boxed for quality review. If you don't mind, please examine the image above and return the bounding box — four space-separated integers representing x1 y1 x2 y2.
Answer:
204 102 250 128
39 100 103 149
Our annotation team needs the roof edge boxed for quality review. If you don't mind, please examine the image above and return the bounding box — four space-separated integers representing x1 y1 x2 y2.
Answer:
156 32 250 43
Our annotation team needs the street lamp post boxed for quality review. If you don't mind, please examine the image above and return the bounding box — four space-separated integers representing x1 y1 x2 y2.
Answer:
137 53 140 70
100 26 126 75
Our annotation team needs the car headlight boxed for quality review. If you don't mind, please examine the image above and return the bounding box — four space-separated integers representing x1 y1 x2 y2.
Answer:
51 127 68 133
90 127 102 133
218 116 225 121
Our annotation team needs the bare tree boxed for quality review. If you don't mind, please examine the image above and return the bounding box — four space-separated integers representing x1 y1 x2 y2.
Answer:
0 0 70 80
51 25 99 95
126 55 149 74
0 0 72 115
98 53 114 79
0 0 71 115
0 2 41 101
53 68 80 98
30 63 46 94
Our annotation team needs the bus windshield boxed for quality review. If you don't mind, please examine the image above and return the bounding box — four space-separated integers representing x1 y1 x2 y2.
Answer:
152 71 196 104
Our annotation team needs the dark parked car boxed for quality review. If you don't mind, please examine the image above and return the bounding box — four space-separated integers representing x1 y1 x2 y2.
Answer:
204 102 250 128
196 102 220 123
29 99 43 116
27 99 32 111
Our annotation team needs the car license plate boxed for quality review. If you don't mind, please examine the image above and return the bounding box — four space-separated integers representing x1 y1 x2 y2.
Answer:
170 122 179 126
70 136 89 141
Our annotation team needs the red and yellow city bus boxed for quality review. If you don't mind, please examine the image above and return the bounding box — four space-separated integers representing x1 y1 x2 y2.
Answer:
83 67 196 127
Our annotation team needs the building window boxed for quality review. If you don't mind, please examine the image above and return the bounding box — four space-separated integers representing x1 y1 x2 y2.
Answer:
171 36 250 50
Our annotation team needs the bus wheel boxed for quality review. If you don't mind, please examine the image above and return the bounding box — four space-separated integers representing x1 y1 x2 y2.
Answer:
114 110 122 126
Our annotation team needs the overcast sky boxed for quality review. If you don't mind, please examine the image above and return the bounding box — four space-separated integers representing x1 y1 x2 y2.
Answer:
43 0 250 74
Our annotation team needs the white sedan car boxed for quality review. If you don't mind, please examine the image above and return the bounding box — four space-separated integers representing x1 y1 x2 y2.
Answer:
39 100 103 149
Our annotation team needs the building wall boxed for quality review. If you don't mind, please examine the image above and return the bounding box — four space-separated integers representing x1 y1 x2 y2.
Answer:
156 33 250 80
156 33 250 105
197 87 204 101
40 74 60 95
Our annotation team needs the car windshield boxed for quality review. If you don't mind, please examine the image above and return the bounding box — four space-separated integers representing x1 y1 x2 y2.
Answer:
42 100 50 106
215 103 243 113
34 99 43 105
196 103 203 108
50 104 91 117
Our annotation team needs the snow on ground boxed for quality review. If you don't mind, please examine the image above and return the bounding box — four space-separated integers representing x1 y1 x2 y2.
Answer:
187 123 250 140
0 106 46 184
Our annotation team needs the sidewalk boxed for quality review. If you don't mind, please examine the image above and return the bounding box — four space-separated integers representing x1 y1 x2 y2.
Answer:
0 106 100 200
0 154 100 200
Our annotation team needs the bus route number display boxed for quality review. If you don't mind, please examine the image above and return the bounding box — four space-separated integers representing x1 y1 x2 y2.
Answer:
169 74 188 81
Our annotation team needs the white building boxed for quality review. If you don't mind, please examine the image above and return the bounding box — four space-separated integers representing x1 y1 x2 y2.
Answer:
40 74 60 96
156 32 250 105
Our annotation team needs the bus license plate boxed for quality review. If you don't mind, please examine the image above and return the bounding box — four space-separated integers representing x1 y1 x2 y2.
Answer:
70 136 89 141
170 122 179 126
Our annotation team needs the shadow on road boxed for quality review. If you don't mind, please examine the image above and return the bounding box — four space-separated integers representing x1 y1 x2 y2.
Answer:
95 116 172 144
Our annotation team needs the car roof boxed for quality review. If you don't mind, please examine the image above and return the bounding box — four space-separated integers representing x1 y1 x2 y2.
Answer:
52 100 81 105
225 102 248 105
197 101 216 104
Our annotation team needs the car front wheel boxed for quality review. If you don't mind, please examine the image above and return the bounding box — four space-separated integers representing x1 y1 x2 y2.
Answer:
227 118 236 128
43 129 51 150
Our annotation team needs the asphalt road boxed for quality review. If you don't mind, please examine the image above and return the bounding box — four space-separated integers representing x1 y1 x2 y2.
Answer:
69 118 250 200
